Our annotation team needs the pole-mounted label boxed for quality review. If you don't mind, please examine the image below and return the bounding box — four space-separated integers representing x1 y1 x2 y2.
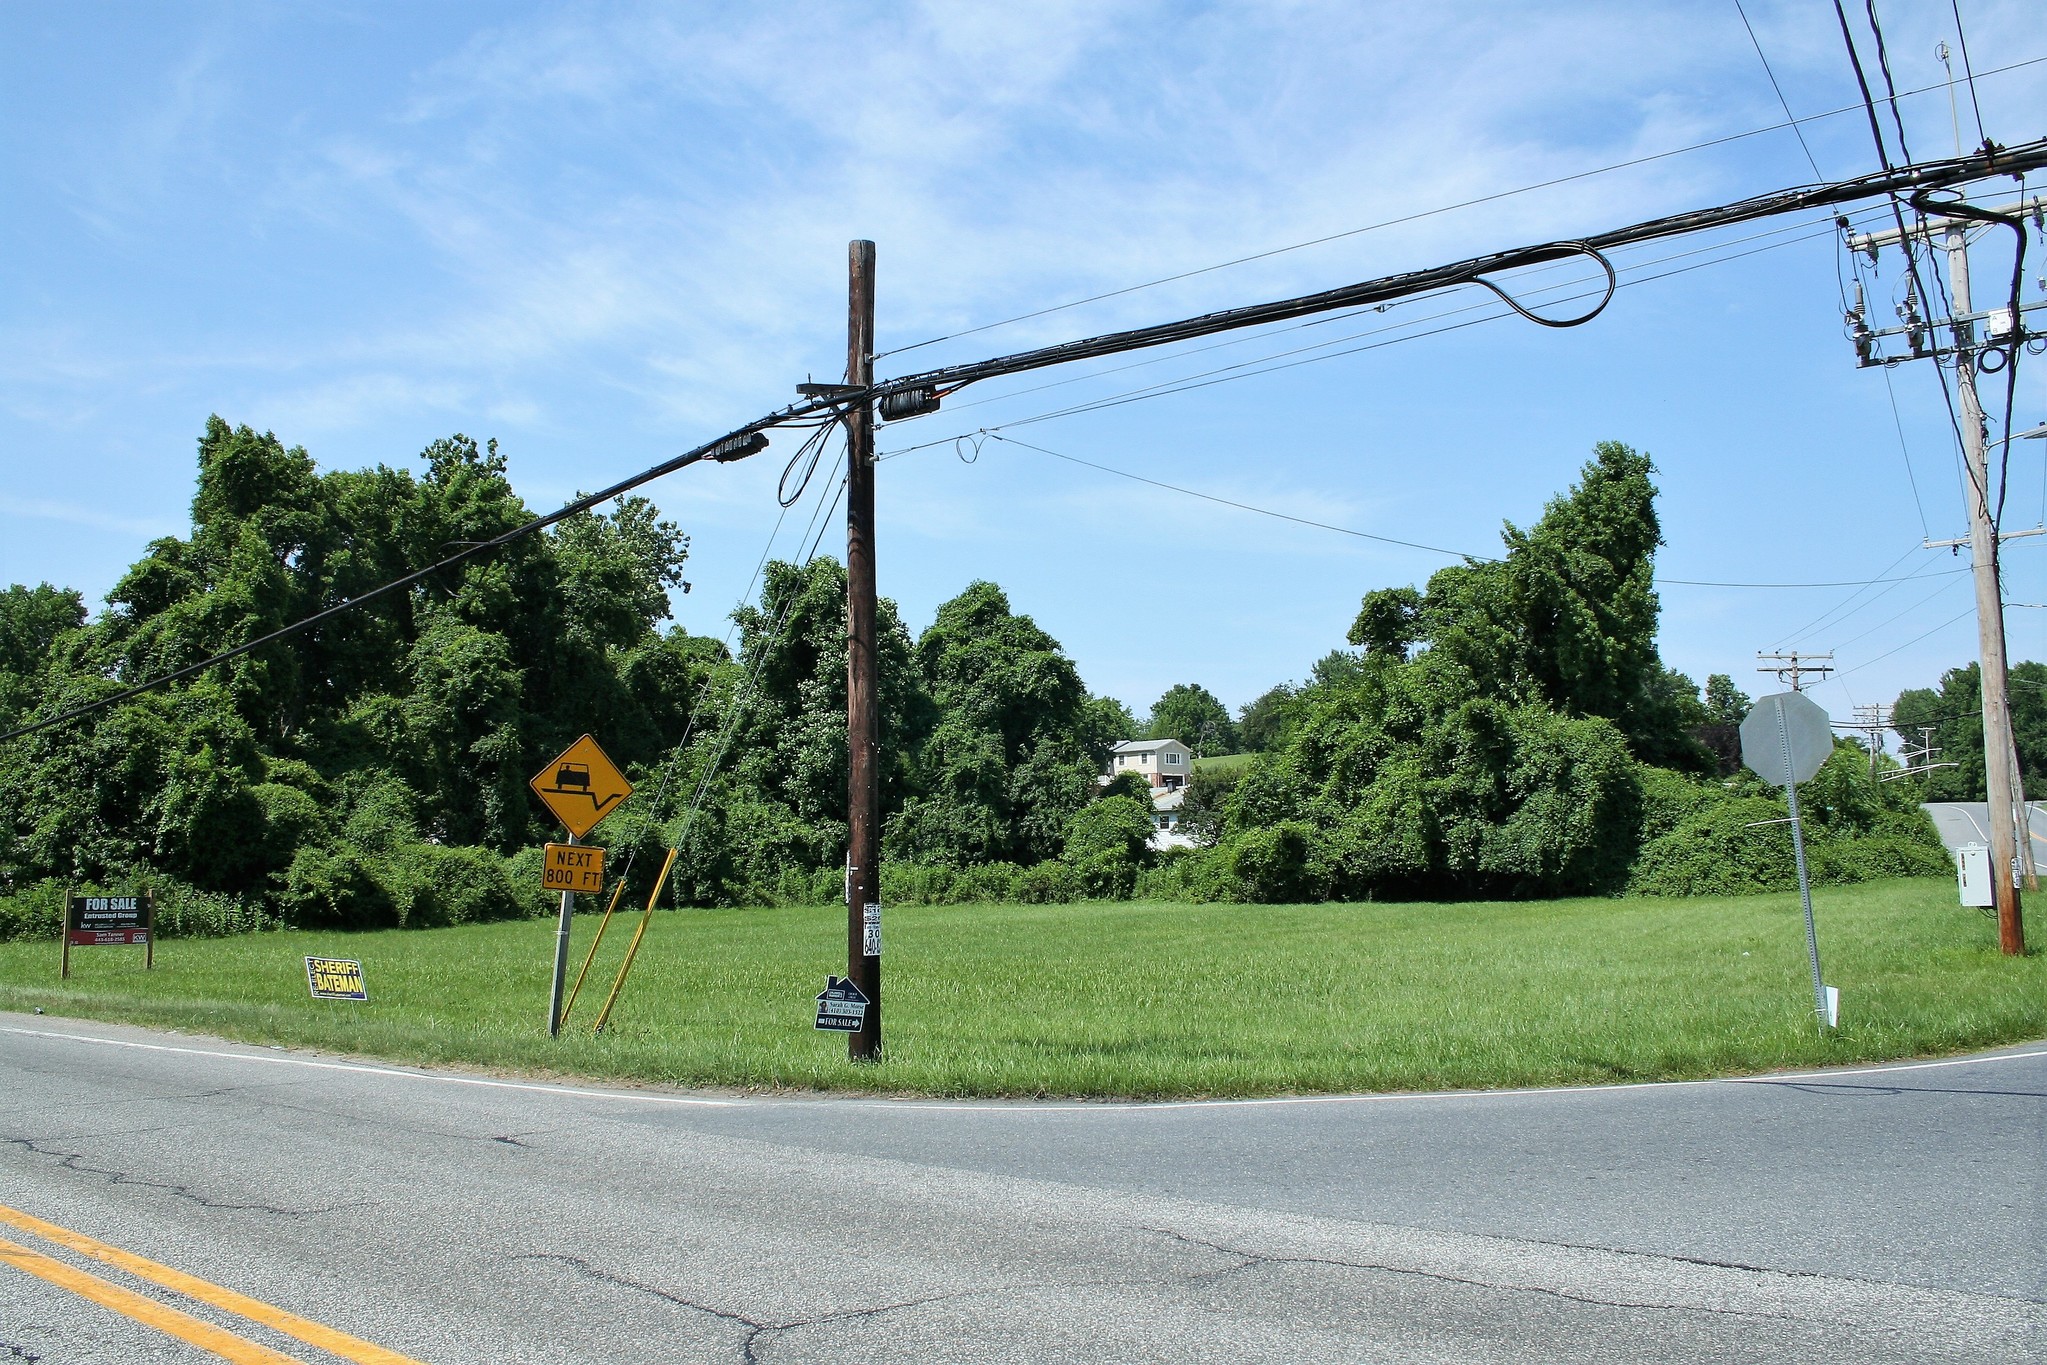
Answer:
861 902 881 958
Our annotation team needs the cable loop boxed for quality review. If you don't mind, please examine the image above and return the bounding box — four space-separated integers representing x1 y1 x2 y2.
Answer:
954 433 986 464
1467 242 1619 328
777 423 834 508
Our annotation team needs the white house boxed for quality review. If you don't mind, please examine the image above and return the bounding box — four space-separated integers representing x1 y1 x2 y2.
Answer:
1106 738 1194 790
1148 783 1196 851
1105 738 1198 851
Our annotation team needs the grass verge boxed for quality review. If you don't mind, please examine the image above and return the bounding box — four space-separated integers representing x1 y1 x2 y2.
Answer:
1 877 2038 1098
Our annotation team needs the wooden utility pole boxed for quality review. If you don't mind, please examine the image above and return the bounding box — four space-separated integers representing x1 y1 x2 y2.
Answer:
1847 205 2029 954
844 240 883 1059
1944 218 2027 954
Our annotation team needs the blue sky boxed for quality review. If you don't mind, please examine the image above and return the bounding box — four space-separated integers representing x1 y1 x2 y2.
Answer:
3 1 2044 740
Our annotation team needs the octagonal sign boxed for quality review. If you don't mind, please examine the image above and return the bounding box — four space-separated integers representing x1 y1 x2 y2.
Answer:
1740 691 1833 787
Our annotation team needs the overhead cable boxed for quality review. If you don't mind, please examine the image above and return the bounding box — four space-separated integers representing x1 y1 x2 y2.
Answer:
873 54 2047 361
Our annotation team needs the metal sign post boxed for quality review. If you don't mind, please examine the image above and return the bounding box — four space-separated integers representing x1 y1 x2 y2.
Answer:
1740 692 1838 1029
530 733 634 1037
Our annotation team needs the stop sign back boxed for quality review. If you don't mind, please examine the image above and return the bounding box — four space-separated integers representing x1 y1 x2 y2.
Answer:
1740 691 1834 786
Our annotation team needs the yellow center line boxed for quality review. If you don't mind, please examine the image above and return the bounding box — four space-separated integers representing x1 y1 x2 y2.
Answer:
0 1234 306 1365
0 1204 425 1365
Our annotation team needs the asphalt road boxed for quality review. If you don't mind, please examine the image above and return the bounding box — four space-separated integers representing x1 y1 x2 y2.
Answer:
1920 800 2047 861
1 1012 2041 1363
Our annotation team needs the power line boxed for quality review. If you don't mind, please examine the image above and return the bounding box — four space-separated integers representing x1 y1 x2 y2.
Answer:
1734 0 1826 179
1837 604 1978 674
883 217 1866 451
930 207 1885 427
1780 542 1923 642
1950 0 1988 145
874 53 2047 361
1831 574 1969 651
968 432 1978 590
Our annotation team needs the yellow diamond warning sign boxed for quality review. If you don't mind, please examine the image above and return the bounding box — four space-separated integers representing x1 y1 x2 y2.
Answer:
542 841 605 894
529 734 633 839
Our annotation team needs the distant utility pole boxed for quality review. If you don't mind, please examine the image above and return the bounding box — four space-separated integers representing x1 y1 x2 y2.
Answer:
1887 724 1953 783
1844 702 1892 776
843 240 883 1061
1846 196 2040 953
1757 651 1834 692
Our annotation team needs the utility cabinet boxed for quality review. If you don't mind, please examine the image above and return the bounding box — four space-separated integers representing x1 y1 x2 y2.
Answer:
1956 843 1996 907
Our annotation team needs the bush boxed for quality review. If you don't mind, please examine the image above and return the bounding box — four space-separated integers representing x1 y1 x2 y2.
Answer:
503 846 554 918
1808 836 1953 884
382 843 523 927
1215 821 1320 903
280 845 400 929
1014 860 1081 904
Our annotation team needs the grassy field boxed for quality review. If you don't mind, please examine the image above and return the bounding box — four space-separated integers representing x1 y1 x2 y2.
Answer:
1 877 2038 1098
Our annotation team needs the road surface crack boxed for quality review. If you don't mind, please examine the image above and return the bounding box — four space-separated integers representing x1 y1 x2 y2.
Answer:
1148 1228 1808 1322
1 1135 343 1217
512 1251 984 1364
0 1341 43 1363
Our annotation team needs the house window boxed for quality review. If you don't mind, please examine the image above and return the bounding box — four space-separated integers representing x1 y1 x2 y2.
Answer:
1164 753 1181 765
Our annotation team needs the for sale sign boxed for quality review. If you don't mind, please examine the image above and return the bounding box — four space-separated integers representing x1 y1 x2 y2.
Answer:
66 894 151 946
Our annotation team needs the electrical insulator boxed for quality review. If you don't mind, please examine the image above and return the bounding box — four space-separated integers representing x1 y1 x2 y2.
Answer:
879 387 941 421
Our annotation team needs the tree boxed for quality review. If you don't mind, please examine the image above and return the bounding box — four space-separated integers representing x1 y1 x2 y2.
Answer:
1891 660 2047 802
0 417 711 914
1236 683 1295 752
1145 683 1239 755
0 584 85 725
1704 674 1751 726
888 581 1095 866
1348 441 1690 765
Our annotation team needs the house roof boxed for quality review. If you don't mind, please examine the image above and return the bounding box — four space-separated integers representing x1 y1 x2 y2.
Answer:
1152 786 1186 810
1111 738 1189 754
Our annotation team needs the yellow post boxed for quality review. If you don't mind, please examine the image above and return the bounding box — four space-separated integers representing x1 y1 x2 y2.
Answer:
592 848 678 1034
558 876 630 1027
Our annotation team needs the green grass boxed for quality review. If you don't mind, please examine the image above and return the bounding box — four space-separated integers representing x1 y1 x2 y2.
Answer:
1191 752 1256 773
2 878 2039 1098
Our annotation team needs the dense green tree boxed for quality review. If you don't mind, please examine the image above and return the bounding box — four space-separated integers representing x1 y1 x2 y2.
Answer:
888 581 1099 866
1236 683 1295 752
1145 682 1238 755
1704 673 1751 726
0 584 85 726
1892 660 2047 801
1381 442 1684 763
0 418 701 910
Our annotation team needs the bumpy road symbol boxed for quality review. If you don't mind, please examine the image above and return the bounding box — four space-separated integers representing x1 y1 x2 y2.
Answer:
529 735 633 839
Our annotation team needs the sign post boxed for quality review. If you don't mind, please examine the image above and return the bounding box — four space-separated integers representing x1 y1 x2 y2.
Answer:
61 891 154 979
530 734 633 1037
1739 691 1838 1029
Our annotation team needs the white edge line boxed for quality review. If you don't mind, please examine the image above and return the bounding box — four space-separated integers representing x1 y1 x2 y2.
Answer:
4 1024 2042 1115
0 1027 737 1108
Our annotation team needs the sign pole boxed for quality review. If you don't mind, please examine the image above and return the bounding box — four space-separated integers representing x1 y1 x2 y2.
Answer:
144 889 154 970
1777 712 1828 1027
844 239 882 1062
547 833 577 1037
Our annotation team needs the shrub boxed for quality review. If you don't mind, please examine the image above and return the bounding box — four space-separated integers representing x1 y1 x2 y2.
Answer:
1014 860 1081 904
382 843 523 927
1215 821 1320 903
280 845 400 929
